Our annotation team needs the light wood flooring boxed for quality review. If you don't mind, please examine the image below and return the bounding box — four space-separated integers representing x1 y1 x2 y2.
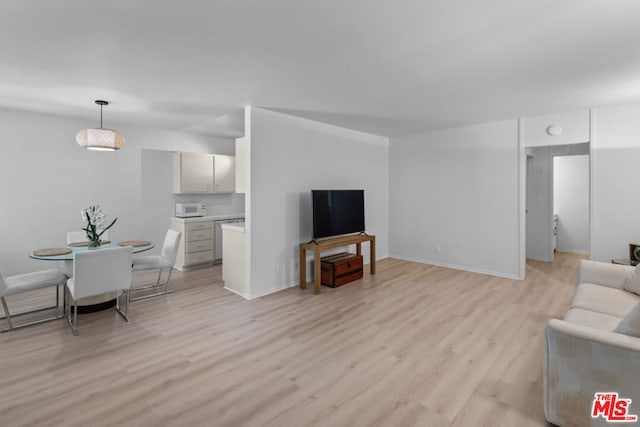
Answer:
0 253 584 427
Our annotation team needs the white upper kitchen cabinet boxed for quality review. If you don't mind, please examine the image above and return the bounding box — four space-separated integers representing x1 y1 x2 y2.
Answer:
214 154 236 193
522 110 590 147
173 152 214 194
173 152 236 194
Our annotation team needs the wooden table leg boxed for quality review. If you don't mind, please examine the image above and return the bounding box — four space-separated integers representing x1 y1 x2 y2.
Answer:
356 242 362 256
299 245 306 289
314 249 321 294
370 236 376 274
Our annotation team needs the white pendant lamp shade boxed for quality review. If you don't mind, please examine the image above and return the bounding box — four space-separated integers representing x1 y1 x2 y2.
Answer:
76 128 125 151
77 100 125 151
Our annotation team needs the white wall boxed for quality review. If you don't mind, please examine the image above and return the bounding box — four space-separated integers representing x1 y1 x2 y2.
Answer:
553 155 590 254
9 99 640 287
591 103 640 261
0 107 238 276
389 120 521 279
248 108 389 298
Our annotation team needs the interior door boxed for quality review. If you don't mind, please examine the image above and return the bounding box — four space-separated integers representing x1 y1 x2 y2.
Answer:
525 149 554 261
526 155 535 258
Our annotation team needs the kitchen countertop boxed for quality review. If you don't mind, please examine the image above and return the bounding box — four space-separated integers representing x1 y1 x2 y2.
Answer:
172 213 245 222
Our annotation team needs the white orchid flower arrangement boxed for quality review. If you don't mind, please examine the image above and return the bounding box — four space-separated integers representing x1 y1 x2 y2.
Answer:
82 205 117 247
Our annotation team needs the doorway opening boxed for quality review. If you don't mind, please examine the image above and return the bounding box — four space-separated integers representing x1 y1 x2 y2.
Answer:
525 143 590 263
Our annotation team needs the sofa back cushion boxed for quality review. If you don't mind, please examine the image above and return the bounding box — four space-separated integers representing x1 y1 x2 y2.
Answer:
572 283 640 317
623 264 640 295
614 303 640 338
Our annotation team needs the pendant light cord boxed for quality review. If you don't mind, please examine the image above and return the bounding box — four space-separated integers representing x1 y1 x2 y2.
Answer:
95 99 108 129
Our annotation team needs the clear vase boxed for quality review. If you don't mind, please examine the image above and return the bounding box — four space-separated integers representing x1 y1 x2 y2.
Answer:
88 238 102 249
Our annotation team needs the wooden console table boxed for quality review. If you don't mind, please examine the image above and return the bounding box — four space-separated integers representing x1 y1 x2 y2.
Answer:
299 234 375 294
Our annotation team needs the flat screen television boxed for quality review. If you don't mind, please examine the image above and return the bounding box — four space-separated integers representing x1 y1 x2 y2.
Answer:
312 189 365 239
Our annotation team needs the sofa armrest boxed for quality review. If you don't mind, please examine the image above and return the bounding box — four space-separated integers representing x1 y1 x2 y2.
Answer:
577 259 633 289
543 319 640 426
546 318 640 352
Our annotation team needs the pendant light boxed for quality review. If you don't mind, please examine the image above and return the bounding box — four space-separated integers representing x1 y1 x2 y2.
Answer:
76 100 125 151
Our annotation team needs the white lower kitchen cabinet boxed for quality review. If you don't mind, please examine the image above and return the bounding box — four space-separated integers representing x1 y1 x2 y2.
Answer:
171 214 245 271
171 218 215 270
222 223 246 297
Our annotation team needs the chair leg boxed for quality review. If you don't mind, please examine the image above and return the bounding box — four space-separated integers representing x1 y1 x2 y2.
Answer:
73 304 78 335
129 267 173 302
1 285 69 332
1 296 14 330
65 287 70 317
116 291 129 322
61 285 66 319
164 267 173 294
66 297 78 336
55 284 64 320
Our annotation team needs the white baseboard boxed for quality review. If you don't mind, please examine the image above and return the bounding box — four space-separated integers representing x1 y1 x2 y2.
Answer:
527 255 554 262
556 248 590 255
388 254 522 281
245 281 299 300
223 286 250 299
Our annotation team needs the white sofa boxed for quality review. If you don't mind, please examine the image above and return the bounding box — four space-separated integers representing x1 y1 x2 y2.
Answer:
544 260 640 426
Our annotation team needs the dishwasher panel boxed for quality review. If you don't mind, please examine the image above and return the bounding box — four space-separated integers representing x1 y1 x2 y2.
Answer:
214 218 244 261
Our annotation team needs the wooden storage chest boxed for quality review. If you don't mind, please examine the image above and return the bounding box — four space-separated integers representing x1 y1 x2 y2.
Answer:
320 252 363 288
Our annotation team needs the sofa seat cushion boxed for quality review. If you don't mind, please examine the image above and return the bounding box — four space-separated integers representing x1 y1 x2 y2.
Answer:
563 307 623 331
571 283 640 317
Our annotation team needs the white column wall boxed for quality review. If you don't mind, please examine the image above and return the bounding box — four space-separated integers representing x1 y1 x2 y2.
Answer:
591 103 640 261
248 108 389 298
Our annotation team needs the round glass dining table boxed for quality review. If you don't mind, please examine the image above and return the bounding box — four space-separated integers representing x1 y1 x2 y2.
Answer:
29 240 155 260
29 241 155 312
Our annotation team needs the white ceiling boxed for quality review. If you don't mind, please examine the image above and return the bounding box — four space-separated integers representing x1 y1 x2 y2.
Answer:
2 1 640 138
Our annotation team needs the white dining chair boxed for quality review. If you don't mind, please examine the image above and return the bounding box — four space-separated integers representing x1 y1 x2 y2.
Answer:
1 266 67 331
65 246 133 335
130 229 182 301
61 231 85 277
67 231 85 244
63 230 113 277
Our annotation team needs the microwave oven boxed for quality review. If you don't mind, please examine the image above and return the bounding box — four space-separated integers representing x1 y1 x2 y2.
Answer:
175 202 206 218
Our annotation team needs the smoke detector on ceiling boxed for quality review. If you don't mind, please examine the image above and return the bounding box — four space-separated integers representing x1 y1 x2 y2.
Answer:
545 124 563 136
